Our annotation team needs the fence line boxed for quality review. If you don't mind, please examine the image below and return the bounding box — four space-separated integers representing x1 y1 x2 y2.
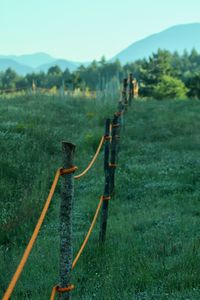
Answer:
2 74 134 300
2 168 70 300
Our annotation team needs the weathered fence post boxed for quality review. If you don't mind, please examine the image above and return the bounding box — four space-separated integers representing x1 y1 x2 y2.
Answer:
60 142 76 300
128 73 134 106
119 78 128 129
122 78 128 109
99 119 111 243
118 97 124 129
110 114 119 194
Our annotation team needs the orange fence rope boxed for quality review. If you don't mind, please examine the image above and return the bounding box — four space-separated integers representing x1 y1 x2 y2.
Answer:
2 167 77 300
74 136 105 179
72 195 104 269
3 133 109 300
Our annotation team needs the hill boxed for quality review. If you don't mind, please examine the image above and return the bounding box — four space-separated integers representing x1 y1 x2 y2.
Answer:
1 23 200 74
0 53 82 74
0 58 32 75
0 52 56 69
113 23 200 63
36 59 80 73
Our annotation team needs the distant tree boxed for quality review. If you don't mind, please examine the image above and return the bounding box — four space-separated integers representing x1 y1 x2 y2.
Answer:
63 68 72 89
185 71 200 99
171 51 182 78
0 72 3 89
124 59 144 80
75 60 99 90
189 48 200 70
15 76 29 89
153 75 188 99
99 55 106 66
139 49 173 97
25 72 45 88
46 66 63 88
47 65 62 75
1 68 18 89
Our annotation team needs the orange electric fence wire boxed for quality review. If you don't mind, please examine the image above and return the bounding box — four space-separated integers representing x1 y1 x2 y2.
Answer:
50 195 106 300
72 195 104 268
2 167 77 300
3 133 112 299
74 136 105 179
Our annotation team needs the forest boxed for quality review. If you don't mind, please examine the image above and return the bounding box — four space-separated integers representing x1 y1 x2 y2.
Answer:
1 49 200 100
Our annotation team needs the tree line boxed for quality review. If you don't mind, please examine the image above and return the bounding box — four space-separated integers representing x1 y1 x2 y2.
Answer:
1 49 200 99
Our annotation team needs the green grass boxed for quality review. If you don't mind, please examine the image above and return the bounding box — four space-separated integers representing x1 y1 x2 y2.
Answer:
1 95 200 299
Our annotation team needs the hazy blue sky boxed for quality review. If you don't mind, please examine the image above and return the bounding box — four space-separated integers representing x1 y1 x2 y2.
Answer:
1 0 200 61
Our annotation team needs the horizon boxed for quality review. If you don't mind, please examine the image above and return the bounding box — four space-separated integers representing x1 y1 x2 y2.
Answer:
1 0 200 61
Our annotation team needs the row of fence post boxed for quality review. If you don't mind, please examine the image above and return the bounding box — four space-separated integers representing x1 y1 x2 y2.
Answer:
60 75 134 299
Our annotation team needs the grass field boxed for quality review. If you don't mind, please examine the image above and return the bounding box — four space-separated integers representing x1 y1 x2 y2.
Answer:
1 94 200 299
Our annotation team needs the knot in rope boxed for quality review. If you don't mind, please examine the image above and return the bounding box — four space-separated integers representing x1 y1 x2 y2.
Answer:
50 284 75 300
56 284 75 293
112 123 120 128
115 111 123 117
109 163 117 168
60 166 78 176
104 135 112 141
102 196 111 201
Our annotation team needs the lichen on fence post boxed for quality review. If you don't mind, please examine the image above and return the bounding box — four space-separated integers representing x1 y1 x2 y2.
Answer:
60 142 76 300
128 73 134 106
110 114 119 194
99 118 111 243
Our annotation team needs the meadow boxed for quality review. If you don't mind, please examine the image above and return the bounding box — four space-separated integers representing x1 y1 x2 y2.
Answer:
1 93 200 299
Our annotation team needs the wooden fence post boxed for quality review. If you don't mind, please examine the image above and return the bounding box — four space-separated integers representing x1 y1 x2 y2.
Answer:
120 78 128 129
110 114 119 194
60 142 76 300
128 73 134 106
99 118 111 243
118 97 124 129
122 78 128 109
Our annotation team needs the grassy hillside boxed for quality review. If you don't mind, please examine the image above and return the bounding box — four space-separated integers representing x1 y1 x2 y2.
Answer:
1 95 200 299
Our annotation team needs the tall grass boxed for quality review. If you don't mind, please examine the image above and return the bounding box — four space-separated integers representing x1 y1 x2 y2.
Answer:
1 95 200 299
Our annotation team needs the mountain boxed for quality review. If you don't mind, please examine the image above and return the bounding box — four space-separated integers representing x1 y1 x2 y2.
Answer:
1 23 200 74
0 53 82 74
113 23 200 64
36 59 80 73
12 53 55 68
0 59 32 75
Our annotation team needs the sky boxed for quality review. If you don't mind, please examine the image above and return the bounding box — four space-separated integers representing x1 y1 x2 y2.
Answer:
0 0 200 61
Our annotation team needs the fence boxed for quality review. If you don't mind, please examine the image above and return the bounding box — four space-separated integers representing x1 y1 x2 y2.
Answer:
2 73 135 300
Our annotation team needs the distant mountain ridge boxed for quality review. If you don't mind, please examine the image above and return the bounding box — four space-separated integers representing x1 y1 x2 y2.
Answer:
0 23 200 75
0 53 55 68
112 23 200 63
0 53 82 75
0 59 32 75
36 59 80 73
